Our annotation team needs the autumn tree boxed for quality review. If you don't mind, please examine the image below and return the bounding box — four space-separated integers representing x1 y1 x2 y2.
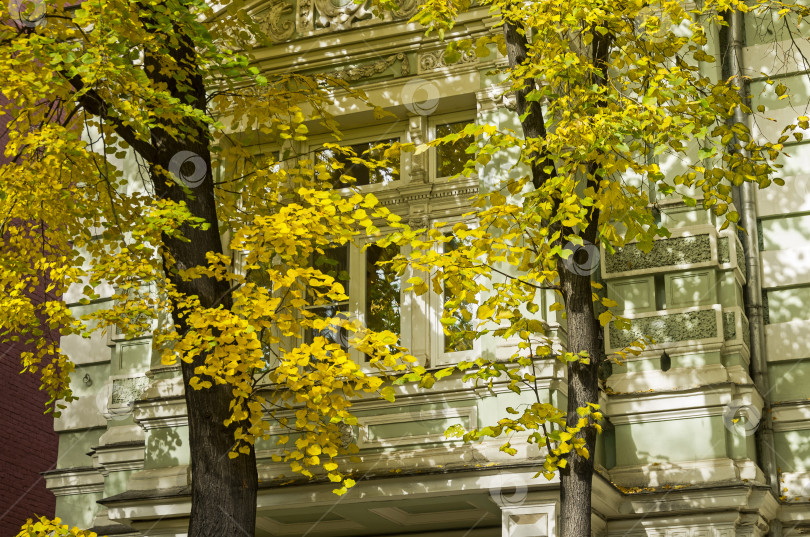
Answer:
1 1 413 536
390 1 810 536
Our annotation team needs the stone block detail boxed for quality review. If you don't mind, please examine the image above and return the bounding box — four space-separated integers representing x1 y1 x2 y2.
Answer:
111 376 151 406
723 312 736 341
609 309 717 349
605 235 712 274
718 237 730 264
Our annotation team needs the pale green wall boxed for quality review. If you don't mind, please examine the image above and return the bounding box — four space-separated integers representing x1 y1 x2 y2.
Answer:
774 429 810 472
614 417 727 466
769 361 810 401
56 429 105 469
761 215 810 252
766 286 810 323
55 494 103 530
144 426 190 469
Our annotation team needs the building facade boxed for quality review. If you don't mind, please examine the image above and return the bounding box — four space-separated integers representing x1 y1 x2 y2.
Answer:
44 3 810 537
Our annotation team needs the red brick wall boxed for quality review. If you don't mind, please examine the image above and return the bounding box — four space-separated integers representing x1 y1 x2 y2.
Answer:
0 59 59 537
0 344 59 536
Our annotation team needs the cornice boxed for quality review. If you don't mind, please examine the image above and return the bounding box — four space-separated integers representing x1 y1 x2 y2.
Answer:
43 466 105 496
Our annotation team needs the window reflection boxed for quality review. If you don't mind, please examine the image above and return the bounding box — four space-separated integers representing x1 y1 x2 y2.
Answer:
435 121 472 178
366 244 401 336
306 246 350 348
443 236 475 353
317 139 399 188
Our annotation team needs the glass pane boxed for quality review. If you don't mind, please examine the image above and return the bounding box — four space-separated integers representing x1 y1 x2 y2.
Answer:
435 121 472 178
443 236 475 353
306 246 350 348
366 244 401 335
241 151 280 176
305 304 350 348
317 139 399 189
312 245 349 296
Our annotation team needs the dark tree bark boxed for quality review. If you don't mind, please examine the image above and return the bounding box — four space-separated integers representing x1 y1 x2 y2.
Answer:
70 7 261 537
503 21 556 189
502 18 611 537
144 28 259 537
557 216 602 537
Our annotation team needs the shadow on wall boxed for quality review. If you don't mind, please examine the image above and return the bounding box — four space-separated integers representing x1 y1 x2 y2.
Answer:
146 425 183 469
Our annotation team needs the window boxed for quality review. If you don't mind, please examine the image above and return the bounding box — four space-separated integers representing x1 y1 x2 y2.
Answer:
431 232 478 365
304 243 402 363
315 138 400 189
435 121 472 179
365 244 401 337
429 114 475 180
305 246 351 348
441 235 475 354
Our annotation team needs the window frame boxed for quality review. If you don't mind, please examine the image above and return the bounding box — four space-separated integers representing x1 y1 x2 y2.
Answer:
306 122 409 194
429 221 481 367
298 239 407 368
428 111 477 183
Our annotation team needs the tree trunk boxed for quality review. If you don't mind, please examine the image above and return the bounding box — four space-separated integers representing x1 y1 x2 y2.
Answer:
502 21 556 189
150 123 260 537
558 246 601 537
502 17 609 537
143 14 259 537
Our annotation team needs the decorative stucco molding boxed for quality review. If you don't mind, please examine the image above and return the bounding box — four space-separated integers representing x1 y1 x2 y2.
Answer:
418 48 477 73
607 305 722 351
606 234 712 274
257 0 295 41
331 52 409 82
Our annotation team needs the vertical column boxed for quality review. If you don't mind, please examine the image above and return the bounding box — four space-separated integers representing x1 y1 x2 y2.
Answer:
407 114 429 184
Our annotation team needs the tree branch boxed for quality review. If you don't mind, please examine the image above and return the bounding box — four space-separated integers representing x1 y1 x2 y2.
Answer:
503 20 556 189
67 75 157 164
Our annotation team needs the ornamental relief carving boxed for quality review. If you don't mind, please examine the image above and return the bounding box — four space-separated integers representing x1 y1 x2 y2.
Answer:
257 0 296 41
258 0 422 40
418 48 477 73
332 52 410 82
314 0 372 30
390 0 420 19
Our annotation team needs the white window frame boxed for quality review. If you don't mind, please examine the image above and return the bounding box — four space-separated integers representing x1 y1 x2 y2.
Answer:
428 110 477 183
297 239 406 369
429 222 481 367
306 121 409 194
